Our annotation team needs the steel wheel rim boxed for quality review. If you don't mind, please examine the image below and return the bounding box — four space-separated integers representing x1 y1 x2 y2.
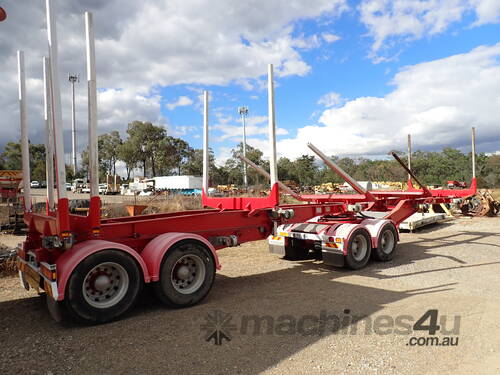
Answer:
82 262 129 309
351 234 368 261
380 229 395 254
171 254 206 294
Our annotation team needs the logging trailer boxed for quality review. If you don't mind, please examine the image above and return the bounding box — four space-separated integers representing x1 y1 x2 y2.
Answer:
15 1 477 323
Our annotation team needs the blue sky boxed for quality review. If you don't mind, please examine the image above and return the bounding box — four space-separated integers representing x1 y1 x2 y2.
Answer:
154 2 500 161
1 0 499 168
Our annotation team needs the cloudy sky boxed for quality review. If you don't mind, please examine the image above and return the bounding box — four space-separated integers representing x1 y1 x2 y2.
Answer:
1 0 499 169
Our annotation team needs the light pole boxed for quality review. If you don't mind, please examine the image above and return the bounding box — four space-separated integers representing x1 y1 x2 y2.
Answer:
238 106 249 189
68 74 79 174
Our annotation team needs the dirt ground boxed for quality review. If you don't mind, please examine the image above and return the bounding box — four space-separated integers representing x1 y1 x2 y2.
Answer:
0 217 499 374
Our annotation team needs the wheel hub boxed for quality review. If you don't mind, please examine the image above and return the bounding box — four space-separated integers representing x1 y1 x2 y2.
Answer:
381 230 394 254
351 235 367 261
176 265 190 280
170 254 206 294
82 262 129 309
94 274 111 291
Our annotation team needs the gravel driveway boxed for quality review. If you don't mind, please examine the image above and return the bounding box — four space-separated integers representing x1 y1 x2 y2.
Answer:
0 217 499 374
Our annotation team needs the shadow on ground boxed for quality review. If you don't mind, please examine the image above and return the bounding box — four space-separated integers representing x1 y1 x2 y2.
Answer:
0 228 498 374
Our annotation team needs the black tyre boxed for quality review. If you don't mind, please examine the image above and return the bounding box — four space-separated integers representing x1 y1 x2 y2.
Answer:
65 250 143 323
284 238 310 260
345 229 372 270
372 223 398 261
154 241 215 308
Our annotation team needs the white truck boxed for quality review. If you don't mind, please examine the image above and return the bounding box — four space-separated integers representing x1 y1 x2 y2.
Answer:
152 175 202 195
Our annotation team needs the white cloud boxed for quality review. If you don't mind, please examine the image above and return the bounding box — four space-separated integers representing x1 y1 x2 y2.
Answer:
317 92 344 108
213 115 288 142
97 89 163 133
359 0 500 56
93 0 348 88
471 0 500 25
275 44 500 160
166 96 194 110
167 125 199 137
291 34 322 50
322 32 341 43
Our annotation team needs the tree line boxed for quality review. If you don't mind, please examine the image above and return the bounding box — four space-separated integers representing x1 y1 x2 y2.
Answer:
1 120 499 187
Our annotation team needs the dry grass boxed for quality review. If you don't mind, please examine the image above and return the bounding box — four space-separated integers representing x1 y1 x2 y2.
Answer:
0 245 17 276
143 195 201 214
102 195 202 218
491 189 500 201
0 257 17 276
0 205 10 226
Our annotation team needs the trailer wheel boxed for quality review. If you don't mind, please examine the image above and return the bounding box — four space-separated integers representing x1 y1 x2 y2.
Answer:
345 229 371 270
65 250 142 323
372 223 398 261
154 241 215 308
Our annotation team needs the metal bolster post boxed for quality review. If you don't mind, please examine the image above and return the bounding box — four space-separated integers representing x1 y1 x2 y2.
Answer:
238 155 304 200
471 127 476 178
407 134 413 188
85 11 101 233
201 65 282 210
468 126 477 192
202 90 209 195
307 142 377 202
43 57 55 211
268 64 278 192
391 152 431 196
46 0 70 234
17 50 31 212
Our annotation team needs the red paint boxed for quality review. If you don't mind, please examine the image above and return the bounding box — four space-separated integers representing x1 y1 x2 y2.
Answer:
21 176 476 301
141 232 220 282
55 240 151 301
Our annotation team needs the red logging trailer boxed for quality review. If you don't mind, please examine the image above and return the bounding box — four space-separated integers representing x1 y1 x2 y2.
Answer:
16 1 476 323
240 138 476 269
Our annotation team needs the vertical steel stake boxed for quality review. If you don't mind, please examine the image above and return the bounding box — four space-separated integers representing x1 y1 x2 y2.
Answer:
17 50 31 211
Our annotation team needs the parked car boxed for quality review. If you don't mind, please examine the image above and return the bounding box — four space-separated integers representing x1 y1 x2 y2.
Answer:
81 185 91 194
138 188 154 196
66 182 72 191
71 178 85 193
98 183 107 194
30 181 40 188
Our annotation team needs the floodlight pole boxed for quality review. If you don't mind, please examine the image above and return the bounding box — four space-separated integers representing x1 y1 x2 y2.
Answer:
68 74 79 174
238 106 249 189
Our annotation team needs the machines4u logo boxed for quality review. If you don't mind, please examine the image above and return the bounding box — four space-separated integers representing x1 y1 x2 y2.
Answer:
200 310 237 345
201 309 460 346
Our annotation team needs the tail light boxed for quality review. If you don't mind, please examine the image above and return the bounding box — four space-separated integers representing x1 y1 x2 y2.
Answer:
40 262 57 281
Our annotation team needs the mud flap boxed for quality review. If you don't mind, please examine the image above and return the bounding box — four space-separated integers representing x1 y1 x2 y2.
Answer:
322 251 345 267
46 295 62 322
268 235 286 256
19 270 30 291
